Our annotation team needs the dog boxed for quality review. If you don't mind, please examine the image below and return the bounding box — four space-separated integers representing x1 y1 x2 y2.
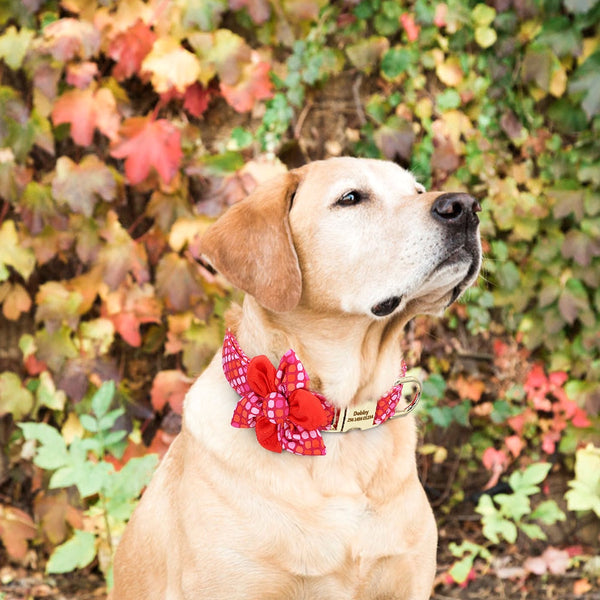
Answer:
113 157 481 600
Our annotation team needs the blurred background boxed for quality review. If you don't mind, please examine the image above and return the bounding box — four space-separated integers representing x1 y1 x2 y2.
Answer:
0 0 598 597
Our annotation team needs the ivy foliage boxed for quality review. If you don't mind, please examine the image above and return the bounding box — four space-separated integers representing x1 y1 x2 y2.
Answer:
0 0 598 582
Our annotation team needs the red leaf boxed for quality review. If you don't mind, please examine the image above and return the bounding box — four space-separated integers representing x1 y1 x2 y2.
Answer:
505 434 525 458
66 61 98 89
571 407 591 428
434 3 448 27
220 56 273 113
42 18 100 62
482 447 508 471
51 87 120 146
400 13 420 42
102 283 162 347
548 371 568 387
108 20 156 81
151 370 193 415
110 116 182 184
183 83 212 118
229 0 271 24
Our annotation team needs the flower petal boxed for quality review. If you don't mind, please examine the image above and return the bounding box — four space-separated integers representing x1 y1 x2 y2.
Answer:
247 355 277 397
288 389 329 430
255 416 282 452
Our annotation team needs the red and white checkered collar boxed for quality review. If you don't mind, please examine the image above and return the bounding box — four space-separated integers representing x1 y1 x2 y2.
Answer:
222 330 421 456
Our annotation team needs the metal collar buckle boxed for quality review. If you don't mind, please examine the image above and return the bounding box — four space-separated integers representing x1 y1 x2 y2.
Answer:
329 376 422 433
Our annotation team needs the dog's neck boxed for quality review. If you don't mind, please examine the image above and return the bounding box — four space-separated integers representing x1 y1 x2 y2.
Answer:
228 297 409 409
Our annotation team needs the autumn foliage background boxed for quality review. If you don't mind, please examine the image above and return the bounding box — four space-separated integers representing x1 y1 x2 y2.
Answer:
0 0 599 595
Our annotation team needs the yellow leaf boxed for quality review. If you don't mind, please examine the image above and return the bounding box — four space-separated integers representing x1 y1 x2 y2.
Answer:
142 37 201 93
60 0 97 20
436 57 464 87
475 26 497 49
0 26 35 70
580 36 600 64
415 97 433 121
549 63 567 97
440 109 473 150
62 412 84 445
169 217 212 253
0 220 36 281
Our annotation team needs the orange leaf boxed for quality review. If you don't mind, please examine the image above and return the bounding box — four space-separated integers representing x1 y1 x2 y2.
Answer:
66 61 98 89
33 490 82 546
109 20 156 81
0 505 36 561
400 13 420 42
101 282 162 347
110 116 182 185
454 375 485 402
504 434 525 458
0 282 31 320
151 370 193 415
574 579 592 596
220 55 273 113
51 87 120 146
155 252 205 311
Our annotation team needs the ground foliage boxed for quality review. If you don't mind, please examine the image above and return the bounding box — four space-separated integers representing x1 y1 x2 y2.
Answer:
0 0 599 596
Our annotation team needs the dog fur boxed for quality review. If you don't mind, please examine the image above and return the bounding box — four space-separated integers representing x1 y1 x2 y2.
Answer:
113 157 481 600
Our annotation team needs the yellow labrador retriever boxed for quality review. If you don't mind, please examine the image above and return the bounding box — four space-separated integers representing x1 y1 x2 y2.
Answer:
113 157 481 600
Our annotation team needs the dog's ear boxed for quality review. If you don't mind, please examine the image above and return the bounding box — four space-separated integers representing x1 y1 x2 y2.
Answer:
199 171 302 312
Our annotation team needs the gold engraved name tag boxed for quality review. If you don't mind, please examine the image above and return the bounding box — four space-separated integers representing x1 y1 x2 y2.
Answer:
328 376 422 433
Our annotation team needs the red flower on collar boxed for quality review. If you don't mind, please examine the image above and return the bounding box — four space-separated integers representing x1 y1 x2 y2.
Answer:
223 331 334 455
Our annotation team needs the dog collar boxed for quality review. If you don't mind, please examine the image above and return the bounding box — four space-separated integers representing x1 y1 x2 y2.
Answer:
222 330 421 456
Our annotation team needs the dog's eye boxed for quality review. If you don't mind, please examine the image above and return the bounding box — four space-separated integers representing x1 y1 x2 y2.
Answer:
335 190 365 207
416 183 426 194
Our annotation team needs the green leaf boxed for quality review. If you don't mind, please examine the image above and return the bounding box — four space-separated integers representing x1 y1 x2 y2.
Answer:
436 89 461 111
509 462 552 495
0 372 34 420
494 492 531 521
104 454 159 521
0 220 35 281
20 422 68 470
91 381 115 419
381 48 412 79
50 455 113 498
0 26 35 70
472 3 496 26
530 500 566 525
449 554 475 584
566 444 600 516
346 37 389 74
46 529 96 574
569 51 600 120
374 1 402 36
519 522 547 540
199 151 245 175
564 0 600 14
52 155 117 218
36 371 67 411
79 414 99 433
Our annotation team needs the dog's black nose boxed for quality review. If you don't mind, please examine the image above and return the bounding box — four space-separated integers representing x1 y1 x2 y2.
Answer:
431 193 481 226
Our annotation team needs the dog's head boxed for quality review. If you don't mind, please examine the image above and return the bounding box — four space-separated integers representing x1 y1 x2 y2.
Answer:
200 157 481 319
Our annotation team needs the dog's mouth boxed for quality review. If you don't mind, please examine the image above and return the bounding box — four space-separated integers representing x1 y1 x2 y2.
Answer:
447 255 481 304
371 296 402 317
